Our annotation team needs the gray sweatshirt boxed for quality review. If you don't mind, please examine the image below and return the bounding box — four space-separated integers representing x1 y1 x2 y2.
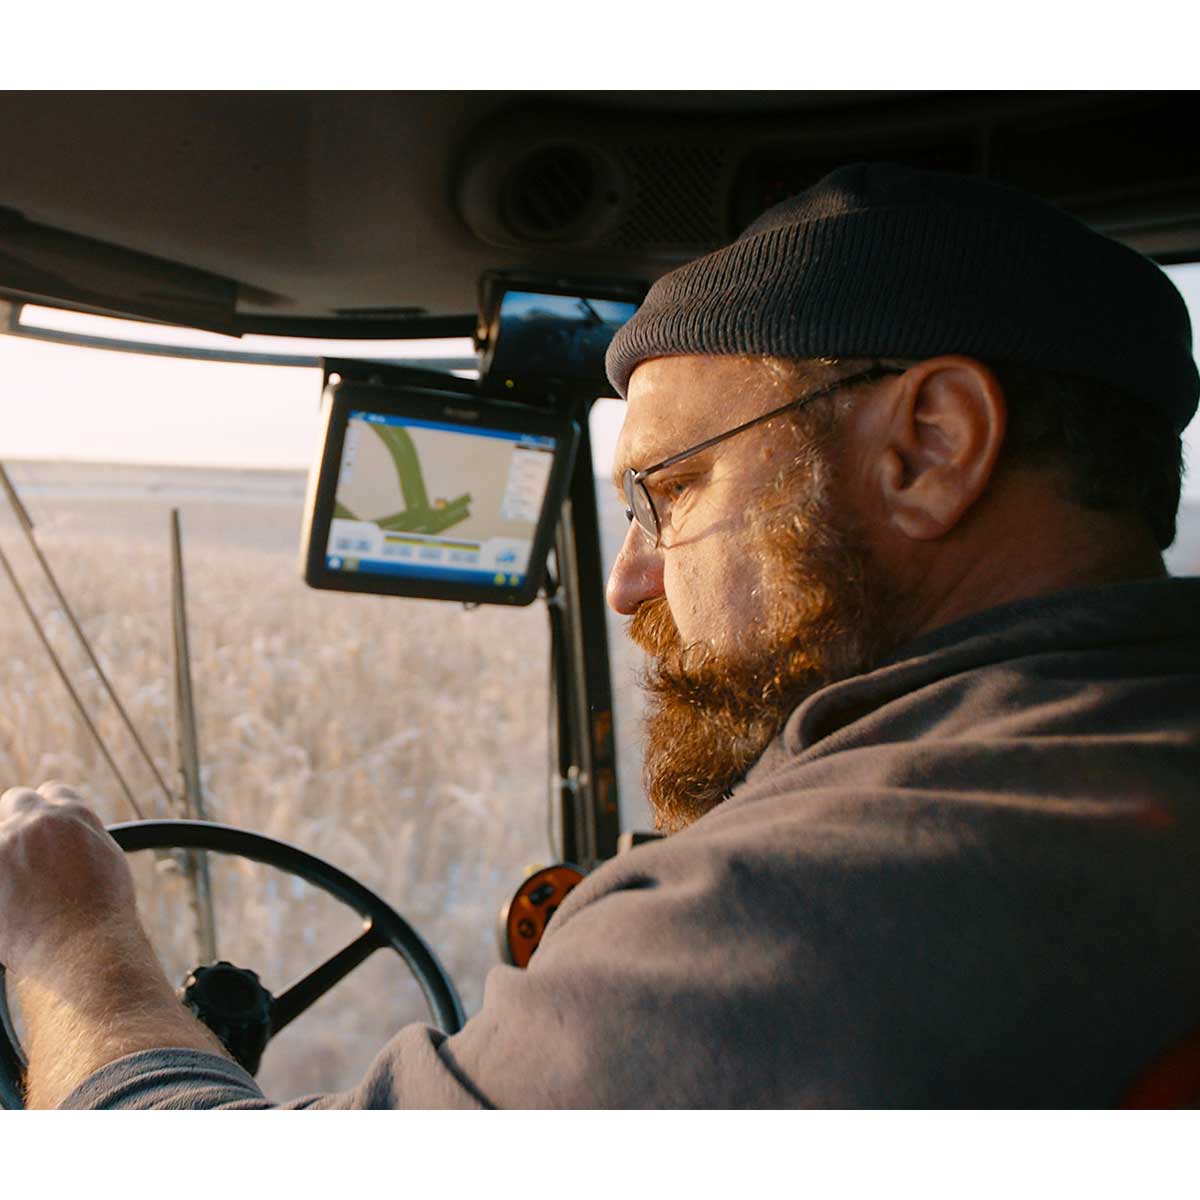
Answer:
63 577 1200 1108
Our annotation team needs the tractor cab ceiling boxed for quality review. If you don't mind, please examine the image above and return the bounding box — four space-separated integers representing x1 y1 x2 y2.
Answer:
0 90 1196 338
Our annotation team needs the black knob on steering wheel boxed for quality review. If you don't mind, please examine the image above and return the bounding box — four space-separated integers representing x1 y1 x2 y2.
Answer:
0 819 465 1109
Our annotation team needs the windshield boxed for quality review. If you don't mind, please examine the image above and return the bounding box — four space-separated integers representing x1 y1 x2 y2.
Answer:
0 319 558 1096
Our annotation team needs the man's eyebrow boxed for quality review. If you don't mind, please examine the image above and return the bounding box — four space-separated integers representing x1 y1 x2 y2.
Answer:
610 441 662 493
610 462 625 495
610 443 641 494
612 432 720 494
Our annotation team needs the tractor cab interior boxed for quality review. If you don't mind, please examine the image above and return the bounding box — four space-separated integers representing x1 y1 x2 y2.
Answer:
0 90 1198 1108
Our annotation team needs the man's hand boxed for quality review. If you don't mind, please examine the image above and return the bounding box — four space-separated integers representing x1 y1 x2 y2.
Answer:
0 782 229 1108
0 782 139 979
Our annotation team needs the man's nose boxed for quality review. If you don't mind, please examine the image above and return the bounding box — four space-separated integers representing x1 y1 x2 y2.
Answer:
606 520 665 615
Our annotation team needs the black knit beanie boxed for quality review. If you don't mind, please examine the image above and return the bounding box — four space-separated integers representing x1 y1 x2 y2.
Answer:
605 162 1199 435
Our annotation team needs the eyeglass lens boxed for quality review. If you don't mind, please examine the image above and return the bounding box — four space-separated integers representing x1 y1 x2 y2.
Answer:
623 469 659 544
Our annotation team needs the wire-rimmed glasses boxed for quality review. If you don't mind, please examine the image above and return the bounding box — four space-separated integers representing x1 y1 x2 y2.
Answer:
621 364 905 547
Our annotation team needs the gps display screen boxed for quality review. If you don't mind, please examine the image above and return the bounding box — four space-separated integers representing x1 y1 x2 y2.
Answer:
302 380 579 605
327 411 555 588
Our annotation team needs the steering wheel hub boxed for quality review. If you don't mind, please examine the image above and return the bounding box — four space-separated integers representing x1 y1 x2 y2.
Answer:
181 960 274 1076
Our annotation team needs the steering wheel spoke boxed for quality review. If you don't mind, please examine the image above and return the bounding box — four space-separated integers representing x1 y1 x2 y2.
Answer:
270 923 387 1037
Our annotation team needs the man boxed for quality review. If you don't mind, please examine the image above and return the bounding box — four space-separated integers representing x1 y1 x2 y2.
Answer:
2 162 1199 1108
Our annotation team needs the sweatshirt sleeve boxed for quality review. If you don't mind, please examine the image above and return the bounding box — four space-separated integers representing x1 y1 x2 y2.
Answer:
60 1024 487 1109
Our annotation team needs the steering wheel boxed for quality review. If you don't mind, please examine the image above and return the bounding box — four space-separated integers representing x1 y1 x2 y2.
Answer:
0 819 465 1109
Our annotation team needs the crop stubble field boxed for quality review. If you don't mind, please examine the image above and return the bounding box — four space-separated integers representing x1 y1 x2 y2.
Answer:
0 460 649 1099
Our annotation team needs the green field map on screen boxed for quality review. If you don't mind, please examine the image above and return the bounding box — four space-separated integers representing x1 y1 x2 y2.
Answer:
337 423 472 535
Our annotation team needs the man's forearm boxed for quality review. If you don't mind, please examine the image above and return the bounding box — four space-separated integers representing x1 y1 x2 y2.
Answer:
16 921 229 1109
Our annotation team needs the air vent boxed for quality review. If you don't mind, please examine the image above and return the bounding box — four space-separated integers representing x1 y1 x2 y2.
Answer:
501 145 600 241
610 145 730 251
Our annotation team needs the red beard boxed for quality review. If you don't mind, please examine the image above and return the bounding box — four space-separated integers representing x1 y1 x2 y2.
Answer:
628 489 898 833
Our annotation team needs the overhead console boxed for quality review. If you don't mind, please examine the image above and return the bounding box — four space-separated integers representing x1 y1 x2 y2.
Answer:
456 93 1200 263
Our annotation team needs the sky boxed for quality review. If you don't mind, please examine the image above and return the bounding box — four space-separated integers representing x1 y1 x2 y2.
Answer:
3 262 1200 502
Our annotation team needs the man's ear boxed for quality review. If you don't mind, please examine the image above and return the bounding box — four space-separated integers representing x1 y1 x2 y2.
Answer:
875 357 1007 541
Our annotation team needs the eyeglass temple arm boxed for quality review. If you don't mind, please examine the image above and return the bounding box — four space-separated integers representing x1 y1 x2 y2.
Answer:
631 365 904 483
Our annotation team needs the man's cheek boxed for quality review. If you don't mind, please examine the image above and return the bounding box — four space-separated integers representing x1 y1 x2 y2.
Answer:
669 545 722 615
